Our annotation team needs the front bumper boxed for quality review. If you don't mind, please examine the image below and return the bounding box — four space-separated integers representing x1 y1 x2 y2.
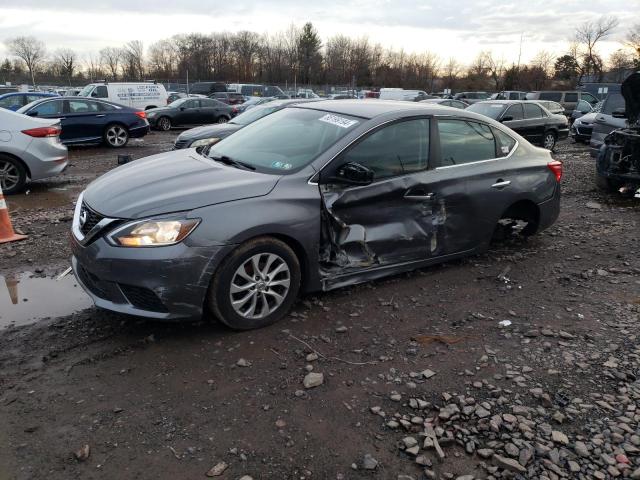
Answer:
71 231 232 320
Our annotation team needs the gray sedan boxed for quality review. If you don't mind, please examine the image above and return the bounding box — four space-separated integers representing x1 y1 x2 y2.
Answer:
71 101 561 329
0 107 68 194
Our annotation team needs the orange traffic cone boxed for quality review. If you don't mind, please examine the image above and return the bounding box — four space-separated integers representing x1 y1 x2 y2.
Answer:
0 185 27 244
5 274 19 305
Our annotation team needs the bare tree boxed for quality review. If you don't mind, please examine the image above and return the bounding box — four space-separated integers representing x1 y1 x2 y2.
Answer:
54 48 76 86
443 57 461 90
575 16 619 80
100 47 124 80
123 40 145 80
627 23 640 63
5 36 46 86
85 53 103 82
608 49 635 82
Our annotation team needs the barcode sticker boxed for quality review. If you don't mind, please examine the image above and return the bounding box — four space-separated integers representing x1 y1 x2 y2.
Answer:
318 114 358 129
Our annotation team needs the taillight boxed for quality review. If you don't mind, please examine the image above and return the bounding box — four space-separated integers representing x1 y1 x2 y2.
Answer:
547 160 562 182
21 126 61 138
135 111 146 119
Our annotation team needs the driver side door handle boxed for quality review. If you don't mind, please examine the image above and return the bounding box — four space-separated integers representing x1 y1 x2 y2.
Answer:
404 190 434 201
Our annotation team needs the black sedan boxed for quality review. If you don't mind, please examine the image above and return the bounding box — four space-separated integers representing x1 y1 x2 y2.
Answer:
467 100 569 150
17 97 149 148
146 98 233 130
173 99 320 149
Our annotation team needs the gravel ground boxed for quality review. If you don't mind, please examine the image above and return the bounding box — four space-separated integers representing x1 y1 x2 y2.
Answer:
0 135 638 480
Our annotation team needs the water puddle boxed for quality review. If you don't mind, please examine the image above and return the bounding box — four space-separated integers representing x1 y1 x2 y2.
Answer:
0 271 94 329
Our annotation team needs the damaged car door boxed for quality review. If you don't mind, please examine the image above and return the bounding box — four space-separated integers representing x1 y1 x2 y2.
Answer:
318 117 440 272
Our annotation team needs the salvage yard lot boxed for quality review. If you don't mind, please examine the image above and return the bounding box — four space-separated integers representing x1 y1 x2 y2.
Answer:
0 134 639 479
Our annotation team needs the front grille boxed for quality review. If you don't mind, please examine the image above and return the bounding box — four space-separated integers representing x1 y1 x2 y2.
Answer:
79 203 104 235
173 139 190 150
118 284 168 313
575 126 593 136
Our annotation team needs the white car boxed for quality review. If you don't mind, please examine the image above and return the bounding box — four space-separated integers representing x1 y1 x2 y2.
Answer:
77 82 168 111
0 108 68 194
379 88 430 101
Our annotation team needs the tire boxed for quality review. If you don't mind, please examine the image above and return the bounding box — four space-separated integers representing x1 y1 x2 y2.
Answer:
104 124 129 148
157 117 171 131
595 172 622 192
0 154 28 195
216 116 229 124
543 131 557 151
208 237 301 330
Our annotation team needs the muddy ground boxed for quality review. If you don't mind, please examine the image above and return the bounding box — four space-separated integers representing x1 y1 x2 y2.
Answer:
0 133 638 480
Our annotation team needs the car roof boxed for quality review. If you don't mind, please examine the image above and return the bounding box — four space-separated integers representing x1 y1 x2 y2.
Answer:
0 91 56 98
294 99 449 119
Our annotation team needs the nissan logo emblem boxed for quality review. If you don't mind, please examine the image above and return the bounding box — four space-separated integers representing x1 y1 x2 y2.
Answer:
79 208 88 228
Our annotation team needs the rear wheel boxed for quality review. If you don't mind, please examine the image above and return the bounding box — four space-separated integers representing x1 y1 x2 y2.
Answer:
157 116 171 131
543 131 557 151
216 116 229 124
0 155 27 195
104 124 129 148
208 237 301 330
595 173 622 192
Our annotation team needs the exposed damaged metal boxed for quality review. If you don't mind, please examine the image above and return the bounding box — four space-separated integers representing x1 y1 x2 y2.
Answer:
318 178 448 277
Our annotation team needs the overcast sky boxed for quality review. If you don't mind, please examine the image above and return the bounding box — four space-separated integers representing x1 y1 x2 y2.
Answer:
0 0 636 65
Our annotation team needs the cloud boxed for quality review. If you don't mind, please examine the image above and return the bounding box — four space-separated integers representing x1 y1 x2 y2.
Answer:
0 0 635 64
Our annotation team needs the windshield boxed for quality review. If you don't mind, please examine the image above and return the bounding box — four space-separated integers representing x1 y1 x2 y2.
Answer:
467 103 507 120
231 105 281 126
78 85 94 97
209 107 361 174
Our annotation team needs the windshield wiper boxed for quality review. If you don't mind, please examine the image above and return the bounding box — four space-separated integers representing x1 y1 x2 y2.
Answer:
209 154 256 171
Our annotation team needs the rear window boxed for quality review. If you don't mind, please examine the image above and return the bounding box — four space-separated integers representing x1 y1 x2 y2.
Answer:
564 93 578 102
602 93 625 115
539 92 562 102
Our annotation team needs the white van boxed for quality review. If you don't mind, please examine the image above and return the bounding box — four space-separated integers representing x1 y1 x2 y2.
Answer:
379 88 430 102
78 82 168 110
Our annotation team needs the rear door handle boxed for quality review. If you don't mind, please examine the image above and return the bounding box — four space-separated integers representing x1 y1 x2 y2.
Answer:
491 180 511 189
95 114 105 117
404 191 434 201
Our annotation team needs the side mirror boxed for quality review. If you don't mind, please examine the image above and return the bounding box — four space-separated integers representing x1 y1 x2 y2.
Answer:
180 107 186 111
327 162 374 186
501 115 513 122
612 109 626 119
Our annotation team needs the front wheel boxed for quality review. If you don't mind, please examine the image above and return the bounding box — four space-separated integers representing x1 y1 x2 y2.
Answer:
208 237 301 330
0 154 28 194
543 131 557 151
104 124 129 148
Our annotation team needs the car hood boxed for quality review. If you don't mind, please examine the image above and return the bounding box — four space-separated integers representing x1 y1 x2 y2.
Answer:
576 112 598 124
622 71 640 125
177 123 243 141
83 150 280 219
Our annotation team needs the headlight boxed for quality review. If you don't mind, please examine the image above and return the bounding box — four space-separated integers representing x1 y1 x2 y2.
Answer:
191 138 221 148
107 218 200 247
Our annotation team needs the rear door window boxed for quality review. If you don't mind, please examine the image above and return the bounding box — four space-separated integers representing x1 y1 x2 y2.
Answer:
523 103 543 119
68 100 100 113
437 119 496 166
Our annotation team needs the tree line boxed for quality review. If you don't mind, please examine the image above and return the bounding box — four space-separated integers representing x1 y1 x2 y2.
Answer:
2 18 639 92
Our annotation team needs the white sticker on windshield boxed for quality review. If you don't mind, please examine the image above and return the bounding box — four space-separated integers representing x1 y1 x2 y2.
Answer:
318 114 358 129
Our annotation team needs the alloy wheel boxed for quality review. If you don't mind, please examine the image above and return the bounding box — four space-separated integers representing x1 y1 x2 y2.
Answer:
158 117 171 131
544 133 556 150
0 160 20 191
217 117 228 124
106 125 128 147
229 253 291 320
